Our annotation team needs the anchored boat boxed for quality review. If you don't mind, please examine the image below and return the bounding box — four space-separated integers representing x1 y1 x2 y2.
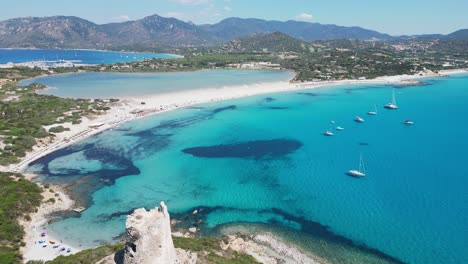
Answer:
384 89 398 109
347 154 366 177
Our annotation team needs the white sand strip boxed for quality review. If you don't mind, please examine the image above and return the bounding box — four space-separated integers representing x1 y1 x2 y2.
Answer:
19 177 79 262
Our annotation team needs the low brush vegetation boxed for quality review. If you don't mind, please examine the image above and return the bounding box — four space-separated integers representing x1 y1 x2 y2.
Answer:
48 126 71 134
85 35 468 82
173 236 260 264
0 67 114 165
93 53 275 73
26 237 259 264
0 67 44 80
0 172 43 264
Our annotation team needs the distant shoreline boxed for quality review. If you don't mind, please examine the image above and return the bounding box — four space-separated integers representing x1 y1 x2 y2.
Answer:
0 47 180 56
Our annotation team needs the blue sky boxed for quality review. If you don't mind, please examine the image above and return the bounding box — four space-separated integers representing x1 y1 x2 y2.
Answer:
1 0 467 35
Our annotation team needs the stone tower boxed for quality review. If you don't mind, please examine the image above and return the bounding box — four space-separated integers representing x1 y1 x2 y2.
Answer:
124 201 178 264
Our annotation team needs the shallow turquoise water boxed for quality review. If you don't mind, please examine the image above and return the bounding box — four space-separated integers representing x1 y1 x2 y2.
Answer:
28 75 468 263
20 70 295 99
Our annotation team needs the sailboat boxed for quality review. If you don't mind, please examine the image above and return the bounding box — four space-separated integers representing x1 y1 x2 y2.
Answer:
354 116 365 123
384 89 398 109
367 104 378 115
323 121 334 136
403 120 414 125
347 154 366 177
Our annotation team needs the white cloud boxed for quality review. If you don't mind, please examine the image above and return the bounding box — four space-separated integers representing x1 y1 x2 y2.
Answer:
164 12 185 19
116 15 131 21
164 2 226 23
296 13 314 21
169 0 211 5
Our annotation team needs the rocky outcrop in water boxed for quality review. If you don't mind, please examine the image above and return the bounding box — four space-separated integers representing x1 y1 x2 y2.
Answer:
124 201 178 264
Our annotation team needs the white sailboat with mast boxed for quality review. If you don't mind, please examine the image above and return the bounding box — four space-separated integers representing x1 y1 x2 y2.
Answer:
367 104 378 115
323 121 335 136
384 89 398 109
347 154 366 177
354 116 365 122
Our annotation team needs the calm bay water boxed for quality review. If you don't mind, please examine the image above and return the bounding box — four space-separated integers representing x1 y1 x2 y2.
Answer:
19 70 295 99
27 74 468 264
0 49 177 64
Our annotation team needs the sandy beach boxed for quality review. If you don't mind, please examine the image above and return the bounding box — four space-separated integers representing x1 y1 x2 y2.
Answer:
3 68 466 262
19 174 79 262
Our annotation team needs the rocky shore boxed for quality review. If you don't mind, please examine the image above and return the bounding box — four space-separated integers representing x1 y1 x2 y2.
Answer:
95 202 324 264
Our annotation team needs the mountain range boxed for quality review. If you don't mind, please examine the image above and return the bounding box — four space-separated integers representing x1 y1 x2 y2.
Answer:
0 14 466 50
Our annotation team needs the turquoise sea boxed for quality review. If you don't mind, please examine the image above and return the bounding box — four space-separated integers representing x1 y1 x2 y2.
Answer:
26 74 468 264
0 49 177 65
20 70 295 99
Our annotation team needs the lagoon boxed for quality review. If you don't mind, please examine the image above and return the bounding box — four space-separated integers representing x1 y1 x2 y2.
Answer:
20 70 295 99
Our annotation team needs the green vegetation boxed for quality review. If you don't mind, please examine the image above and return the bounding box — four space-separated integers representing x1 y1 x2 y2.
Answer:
48 126 70 133
95 35 468 82
0 67 114 165
0 246 19 264
0 172 43 264
220 32 315 54
0 67 44 80
0 92 109 165
93 53 275 73
281 39 419 81
22 237 259 264
173 236 260 264
173 236 221 252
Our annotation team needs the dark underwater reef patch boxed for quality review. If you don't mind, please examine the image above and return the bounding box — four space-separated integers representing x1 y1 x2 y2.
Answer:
267 106 289 110
29 143 139 180
264 97 276 102
98 208 137 222
181 139 303 159
170 206 403 264
269 208 404 263
27 143 141 206
212 105 237 114
27 104 238 205
134 104 237 136
388 81 429 88
297 92 320 97
344 86 381 94
185 106 206 109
